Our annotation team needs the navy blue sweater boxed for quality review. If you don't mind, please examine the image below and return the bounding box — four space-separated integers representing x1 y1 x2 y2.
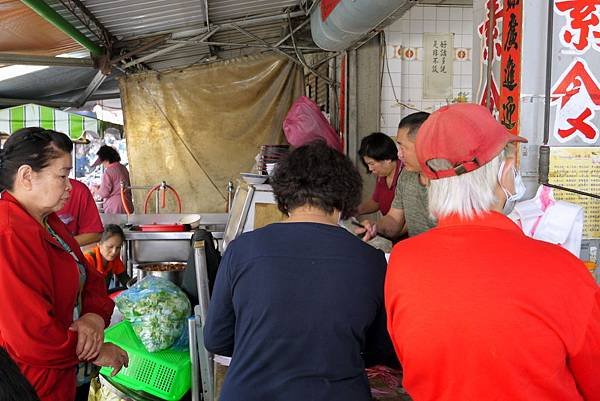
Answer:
204 222 395 401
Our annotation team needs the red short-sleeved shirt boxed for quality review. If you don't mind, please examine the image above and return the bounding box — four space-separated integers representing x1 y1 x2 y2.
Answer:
57 179 103 236
372 162 402 215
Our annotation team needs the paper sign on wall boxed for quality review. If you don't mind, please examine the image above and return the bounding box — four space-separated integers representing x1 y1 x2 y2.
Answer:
549 147 600 238
423 33 454 99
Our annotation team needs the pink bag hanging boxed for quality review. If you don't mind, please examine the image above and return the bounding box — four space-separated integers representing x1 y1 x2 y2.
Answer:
283 96 342 152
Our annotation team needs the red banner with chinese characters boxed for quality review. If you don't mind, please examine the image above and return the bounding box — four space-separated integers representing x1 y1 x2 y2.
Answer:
550 1 600 144
498 0 523 135
321 0 342 21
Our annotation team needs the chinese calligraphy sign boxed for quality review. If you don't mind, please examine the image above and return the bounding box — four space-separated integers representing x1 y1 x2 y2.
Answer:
477 0 504 116
551 58 600 143
477 0 504 64
555 0 600 53
424 33 453 99
479 73 501 118
499 0 523 134
553 1 600 144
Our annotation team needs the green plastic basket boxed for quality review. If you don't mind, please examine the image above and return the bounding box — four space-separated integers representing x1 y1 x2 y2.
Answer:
100 320 191 401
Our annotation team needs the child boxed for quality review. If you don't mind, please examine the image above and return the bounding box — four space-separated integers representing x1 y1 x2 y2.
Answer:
84 224 131 289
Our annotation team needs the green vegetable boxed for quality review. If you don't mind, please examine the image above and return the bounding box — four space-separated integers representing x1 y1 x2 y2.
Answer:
115 276 191 352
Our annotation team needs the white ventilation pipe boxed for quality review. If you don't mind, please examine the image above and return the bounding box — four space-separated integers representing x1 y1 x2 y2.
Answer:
310 0 409 51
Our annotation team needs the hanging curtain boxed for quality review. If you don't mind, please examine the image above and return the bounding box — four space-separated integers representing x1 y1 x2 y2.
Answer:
119 54 304 212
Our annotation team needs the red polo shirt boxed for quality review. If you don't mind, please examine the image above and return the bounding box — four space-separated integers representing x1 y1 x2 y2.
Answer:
57 179 103 237
372 161 402 215
385 211 600 401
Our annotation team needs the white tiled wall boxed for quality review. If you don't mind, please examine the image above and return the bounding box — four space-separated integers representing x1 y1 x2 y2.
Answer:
381 5 474 136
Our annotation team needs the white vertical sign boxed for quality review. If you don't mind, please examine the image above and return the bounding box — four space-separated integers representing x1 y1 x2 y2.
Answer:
424 33 454 99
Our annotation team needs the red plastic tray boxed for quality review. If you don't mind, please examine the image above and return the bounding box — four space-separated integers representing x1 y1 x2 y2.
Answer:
137 224 186 232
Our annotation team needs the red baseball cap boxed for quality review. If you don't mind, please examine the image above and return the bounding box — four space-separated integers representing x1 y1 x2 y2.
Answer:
416 103 527 180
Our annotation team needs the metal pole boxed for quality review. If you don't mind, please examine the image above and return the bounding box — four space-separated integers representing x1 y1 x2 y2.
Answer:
169 11 305 40
271 16 311 48
111 34 171 64
542 1 554 145
204 0 210 30
485 0 495 111
227 181 234 212
193 240 211 326
155 183 161 214
539 2 555 185
169 39 321 51
188 317 201 401
0 53 94 67
194 306 214 401
122 28 219 69
543 183 600 199
74 70 107 107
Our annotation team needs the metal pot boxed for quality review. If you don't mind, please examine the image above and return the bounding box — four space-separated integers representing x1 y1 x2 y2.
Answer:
136 262 187 287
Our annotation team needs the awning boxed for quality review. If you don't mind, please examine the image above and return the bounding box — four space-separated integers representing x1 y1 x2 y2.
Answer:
0 0 81 56
0 103 120 140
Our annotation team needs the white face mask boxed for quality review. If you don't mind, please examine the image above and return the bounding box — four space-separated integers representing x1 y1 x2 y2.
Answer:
498 160 526 214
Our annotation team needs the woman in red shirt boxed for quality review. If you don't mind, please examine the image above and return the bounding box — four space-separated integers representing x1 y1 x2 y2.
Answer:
356 132 402 216
0 128 128 401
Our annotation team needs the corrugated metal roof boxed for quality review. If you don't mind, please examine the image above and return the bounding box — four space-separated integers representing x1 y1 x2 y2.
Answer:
213 23 285 46
44 0 207 42
44 0 302 44
207 0 301 23
1 0 309 103
129 21 287 71
86 0 206 39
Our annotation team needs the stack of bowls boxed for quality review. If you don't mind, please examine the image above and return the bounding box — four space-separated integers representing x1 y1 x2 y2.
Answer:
258 145 289 175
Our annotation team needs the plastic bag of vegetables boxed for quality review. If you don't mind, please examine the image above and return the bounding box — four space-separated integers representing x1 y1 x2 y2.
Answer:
115 276 191 352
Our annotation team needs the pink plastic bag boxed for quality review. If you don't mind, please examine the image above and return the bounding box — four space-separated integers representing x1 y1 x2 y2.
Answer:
283 96 342 151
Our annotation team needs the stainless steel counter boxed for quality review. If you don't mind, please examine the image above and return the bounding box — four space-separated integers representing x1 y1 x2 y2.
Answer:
101 212 229 227
124 231 195 240
116 213 228 273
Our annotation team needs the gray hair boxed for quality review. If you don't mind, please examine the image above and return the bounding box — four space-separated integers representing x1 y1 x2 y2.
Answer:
427 152 506 219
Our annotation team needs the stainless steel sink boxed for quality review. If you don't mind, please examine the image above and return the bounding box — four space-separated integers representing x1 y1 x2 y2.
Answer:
102 213 228 272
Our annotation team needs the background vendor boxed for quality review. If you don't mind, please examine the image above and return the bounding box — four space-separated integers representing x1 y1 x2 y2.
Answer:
356 132 402 217
357 112 435 242
57 178 103 246
84 224 131 289
92 145 134 214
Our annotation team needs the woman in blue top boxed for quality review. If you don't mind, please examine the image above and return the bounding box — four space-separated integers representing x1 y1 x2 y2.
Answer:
204 141 396 401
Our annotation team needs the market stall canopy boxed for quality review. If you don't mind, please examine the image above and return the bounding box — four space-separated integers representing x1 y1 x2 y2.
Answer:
0 0 82 55
0 103 121 139
0 0 421 106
